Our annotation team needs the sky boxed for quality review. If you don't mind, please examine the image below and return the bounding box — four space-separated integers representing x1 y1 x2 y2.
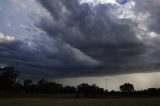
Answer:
0 0 160 90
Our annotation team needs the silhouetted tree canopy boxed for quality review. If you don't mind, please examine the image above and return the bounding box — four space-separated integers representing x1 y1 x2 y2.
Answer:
77 83 105 97
1 66 160 98
0 66 20 91
23 79 32 87
120 83 134 93
61 86 76 94
23 79 33 93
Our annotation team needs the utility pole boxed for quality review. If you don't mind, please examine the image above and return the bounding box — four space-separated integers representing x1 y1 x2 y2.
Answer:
105 78 108 90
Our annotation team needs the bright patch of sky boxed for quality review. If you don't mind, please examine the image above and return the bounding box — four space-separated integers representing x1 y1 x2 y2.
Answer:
0 32 15 42
80 0 117 4
56 72 160 91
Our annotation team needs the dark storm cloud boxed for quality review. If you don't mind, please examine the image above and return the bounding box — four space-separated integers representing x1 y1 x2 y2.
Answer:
31 0 160 77
36 0 155 71
1 0 160 79
0 33 101 79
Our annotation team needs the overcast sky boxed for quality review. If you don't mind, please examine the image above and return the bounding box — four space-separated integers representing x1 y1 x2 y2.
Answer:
1 0 160 90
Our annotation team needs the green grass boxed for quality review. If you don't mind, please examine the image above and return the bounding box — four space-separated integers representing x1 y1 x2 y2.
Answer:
0 98 160 106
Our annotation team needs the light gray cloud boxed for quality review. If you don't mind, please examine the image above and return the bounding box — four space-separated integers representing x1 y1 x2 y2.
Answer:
133 0 160 34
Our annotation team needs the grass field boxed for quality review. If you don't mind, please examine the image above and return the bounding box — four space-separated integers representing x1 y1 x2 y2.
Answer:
0 98 160 106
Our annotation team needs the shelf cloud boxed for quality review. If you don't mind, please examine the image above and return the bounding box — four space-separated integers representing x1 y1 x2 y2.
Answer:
0 0 160 79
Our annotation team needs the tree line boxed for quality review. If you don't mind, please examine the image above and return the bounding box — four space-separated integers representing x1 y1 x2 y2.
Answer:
0 66 160 98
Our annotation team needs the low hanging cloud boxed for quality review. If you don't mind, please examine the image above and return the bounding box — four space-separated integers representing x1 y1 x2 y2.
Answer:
1 0 160 79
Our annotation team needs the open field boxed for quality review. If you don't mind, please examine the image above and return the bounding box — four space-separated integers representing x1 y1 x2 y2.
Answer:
0 98 160 106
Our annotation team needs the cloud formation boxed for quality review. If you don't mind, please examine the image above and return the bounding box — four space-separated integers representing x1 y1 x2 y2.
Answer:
0 0 160 79
0 32 15 42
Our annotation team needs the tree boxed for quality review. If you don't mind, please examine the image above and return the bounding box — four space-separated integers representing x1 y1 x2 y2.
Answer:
37 79 63 94
37 79 48 93
120 83 134 93
45 82 62 94
77 83 91 97
14 80 23 92
0 66 20 91
61 86 76 94
23 79 32 87
23 79 33 93
77 83 105 97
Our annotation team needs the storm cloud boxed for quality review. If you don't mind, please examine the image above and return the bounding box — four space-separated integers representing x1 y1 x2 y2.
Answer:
0 0 160 79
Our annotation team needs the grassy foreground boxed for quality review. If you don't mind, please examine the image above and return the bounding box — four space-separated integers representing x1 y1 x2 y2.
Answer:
0 98 160 106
